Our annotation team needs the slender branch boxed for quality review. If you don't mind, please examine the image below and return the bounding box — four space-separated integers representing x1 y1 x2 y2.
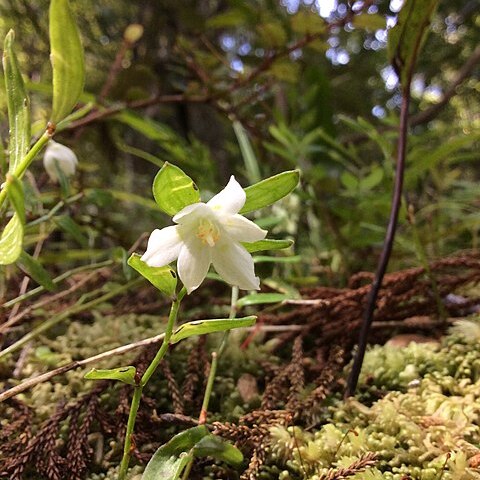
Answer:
0 321 299 404
0 269 105 334
0 278 142 360
410 44 480 126
0 330 168 403
2 259 113 309
345 88 411 398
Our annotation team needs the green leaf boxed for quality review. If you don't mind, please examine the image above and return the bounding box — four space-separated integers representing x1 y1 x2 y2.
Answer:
84 366 137 385
6 174 25 225
3 30 31 173
128 253 177 298
257 21 287 48
242 239 293 253
49 0 85 122
241 170 300 214
170 316 256 344
142 426 209 480
291 11 326 35
18 251 56 291
206 9 248 29
387 0 438 90
353 13 386 31
233 121 261 184
253 255 301 264
54 215 88 247
143 426 243 480
115 110 174 143
153 162 200 216
236 293 289 307
0 214 23 265
340 171 359 191
360 167 384 191
193 435 243 466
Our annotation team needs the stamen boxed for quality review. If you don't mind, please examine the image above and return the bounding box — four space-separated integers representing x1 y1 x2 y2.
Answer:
196 219 220 246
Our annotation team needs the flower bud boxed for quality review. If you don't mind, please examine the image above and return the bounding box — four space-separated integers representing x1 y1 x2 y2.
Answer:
43 141 78 182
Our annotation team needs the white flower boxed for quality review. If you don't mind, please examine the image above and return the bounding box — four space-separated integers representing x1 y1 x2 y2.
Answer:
141 176 267 294
43 140 78 182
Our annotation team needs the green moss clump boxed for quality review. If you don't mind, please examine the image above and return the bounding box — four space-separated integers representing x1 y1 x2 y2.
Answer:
260 319 480 479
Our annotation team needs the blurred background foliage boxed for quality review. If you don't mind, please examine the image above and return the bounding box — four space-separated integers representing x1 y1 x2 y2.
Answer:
0 0 479 288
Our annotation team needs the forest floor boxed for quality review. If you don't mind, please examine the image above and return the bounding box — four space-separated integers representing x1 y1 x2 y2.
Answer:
1 251 480 479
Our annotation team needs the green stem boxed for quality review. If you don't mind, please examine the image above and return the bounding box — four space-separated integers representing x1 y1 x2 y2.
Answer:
182 287 238 480
118 287 186 480
200 286 238 422
0 130 51 210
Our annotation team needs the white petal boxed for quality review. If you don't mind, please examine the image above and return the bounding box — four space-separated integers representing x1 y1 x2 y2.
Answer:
141 226 182 267
177 240 212 293
173 202 209 224
43 141 78 182
211 241 260 290
207 176 246 214
221 214 267 242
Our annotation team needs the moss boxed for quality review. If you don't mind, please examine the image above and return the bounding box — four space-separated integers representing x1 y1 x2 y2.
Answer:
261 318 480 479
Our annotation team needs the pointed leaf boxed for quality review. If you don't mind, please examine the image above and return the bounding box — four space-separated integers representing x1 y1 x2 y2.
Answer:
3 30 31 173
253 255 301 263
170 316 256 344
54 215 88 247
240 170 300 214
236 293 289 308
387 0 438 90
242 238 293 253
128 253 177 297
0 214 23 265
152 162 200 216
233 121 261 183
18 251 56 291
84 366 137 385
193 435 243 466
142 426 209 480
49 0 85 122
353 13 386 31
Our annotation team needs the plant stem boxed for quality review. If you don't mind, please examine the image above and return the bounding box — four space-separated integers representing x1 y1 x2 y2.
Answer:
118 287 186 480
345 91 410 399
181 287 239 480
0 130 51 210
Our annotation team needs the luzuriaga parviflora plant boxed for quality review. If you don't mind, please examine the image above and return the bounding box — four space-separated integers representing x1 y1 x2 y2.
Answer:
43 140 78 182
83 162 299 480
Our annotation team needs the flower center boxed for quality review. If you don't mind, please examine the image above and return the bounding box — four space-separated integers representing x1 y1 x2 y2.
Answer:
196 219 220 247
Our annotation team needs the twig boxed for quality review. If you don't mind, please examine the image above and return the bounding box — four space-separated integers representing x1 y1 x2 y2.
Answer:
0 269 105 334
410 45 480 126
0 278 142 360
1 260 114 309
0 330 168 403
345 89 410 398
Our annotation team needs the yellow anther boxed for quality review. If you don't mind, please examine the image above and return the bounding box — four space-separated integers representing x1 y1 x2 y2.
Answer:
196 219 220 247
